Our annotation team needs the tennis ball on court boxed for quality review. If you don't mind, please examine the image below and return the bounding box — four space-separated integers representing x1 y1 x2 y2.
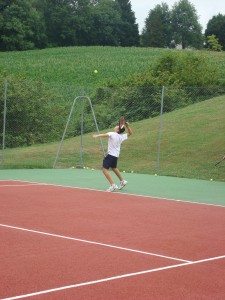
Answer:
94 69 98 74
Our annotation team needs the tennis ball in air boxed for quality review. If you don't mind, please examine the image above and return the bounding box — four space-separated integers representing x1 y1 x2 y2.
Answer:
94 69 98 74
131 170 134 173
154 174 158 176
210 178 213 181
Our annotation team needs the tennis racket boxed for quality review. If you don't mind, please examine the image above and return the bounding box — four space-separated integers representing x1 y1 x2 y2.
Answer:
215 157 225 166
119 116 125 130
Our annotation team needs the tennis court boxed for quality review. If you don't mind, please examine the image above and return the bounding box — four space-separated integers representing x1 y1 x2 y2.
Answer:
1 169 225 299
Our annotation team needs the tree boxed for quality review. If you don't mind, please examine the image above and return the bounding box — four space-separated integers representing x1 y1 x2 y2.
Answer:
206 35 222 51
171 0 203 49
141 3 172 48
115 0 139 46
90 0 122 46
40 0 78 47
0 0 47 51
71 0 95 46
0 0 140 49
205 14 225 50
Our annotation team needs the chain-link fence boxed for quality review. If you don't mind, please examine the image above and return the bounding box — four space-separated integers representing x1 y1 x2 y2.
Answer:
1 77 225 181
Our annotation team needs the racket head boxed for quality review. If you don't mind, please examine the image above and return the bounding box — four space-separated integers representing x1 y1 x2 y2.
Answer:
119 116 125 133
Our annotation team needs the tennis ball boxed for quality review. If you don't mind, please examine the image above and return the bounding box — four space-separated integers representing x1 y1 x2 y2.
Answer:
154 174 158 176
131 170 134 173
210 178 213 181
123 170 126 173
94 69 98 74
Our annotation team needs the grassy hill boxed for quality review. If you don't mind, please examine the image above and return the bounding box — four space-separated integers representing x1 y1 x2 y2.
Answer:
1 46 225 87
2 95 225 182
0 47 164 87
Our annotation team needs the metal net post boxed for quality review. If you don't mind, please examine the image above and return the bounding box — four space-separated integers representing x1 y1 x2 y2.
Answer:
1 78 8 168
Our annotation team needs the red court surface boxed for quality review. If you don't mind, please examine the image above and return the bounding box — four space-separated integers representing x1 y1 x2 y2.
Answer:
0 180 225 299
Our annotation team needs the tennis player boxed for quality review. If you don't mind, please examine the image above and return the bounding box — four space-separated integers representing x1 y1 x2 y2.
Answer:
93 122 132 192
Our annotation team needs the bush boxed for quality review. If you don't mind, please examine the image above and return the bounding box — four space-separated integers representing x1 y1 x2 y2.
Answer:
88 51 225 127
0 76 68 147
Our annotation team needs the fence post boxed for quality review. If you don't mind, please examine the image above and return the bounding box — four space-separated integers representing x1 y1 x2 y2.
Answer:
78 94 85 168
156 86 164 174
87 96 105 158
1 78 8 168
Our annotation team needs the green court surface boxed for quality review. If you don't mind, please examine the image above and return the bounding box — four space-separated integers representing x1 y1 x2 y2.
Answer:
0 169 224 206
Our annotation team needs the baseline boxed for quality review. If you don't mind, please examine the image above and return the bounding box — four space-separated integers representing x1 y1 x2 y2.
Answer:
1 179 225 208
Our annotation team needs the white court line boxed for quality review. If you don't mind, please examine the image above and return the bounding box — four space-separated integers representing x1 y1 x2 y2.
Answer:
1 255 225 300
0 223 190 263
2 179 225 208
0 184 42 187
0 180 43 187
0 180 41 184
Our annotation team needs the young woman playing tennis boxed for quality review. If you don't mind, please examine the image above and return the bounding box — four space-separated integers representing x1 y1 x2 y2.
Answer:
93 121 132 192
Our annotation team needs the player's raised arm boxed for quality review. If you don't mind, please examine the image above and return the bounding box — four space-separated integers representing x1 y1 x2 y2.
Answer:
125 122 133 136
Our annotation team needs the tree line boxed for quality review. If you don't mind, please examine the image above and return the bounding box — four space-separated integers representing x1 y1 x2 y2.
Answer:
0 0 139 51
0 0 225 51
141 1 225 50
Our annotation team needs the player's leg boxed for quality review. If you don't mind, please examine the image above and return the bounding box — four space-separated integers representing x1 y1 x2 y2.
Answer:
102 167 114 185
102 155 118 192
112 168 128 190
111 168 123 181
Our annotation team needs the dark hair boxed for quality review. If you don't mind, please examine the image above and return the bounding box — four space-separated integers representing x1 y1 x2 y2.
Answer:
118 127 125 134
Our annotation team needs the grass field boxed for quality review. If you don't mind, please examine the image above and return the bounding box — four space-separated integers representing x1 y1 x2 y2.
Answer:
1 46 225 87
0 46 164 87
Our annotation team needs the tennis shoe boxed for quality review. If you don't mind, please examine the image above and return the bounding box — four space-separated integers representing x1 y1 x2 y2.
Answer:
106 184 118 192
118 180 127 190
